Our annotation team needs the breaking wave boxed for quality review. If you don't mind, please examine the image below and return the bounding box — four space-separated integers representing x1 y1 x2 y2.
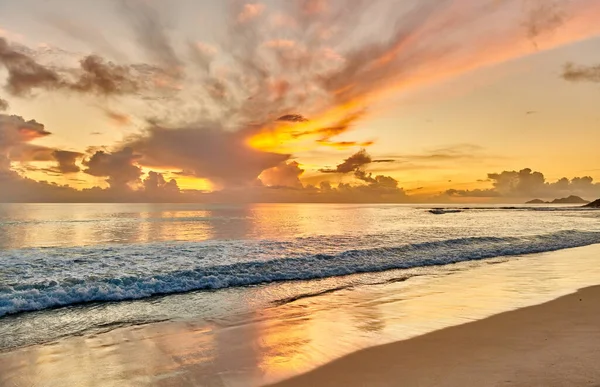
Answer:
1 230 600 317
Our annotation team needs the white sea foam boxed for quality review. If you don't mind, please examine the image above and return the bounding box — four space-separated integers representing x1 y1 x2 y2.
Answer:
2 230 600 317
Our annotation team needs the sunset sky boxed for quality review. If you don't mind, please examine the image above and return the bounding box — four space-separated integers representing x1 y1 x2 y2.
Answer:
1 0 599 203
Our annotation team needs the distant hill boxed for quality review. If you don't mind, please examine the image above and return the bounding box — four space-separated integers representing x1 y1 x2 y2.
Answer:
525 196 589 204
551 196 589 204
525 199 545 204
584 199 600 208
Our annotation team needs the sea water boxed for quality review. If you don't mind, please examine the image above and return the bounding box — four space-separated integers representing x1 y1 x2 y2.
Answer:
1 203 599 350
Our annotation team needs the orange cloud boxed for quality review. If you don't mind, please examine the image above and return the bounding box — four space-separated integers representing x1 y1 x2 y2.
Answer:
248 102 365 153
238 3 265 23
105 110 131 126
249 0 600 156
317 140 374 149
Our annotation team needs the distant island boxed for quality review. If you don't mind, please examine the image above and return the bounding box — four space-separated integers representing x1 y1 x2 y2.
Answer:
584 199 600 208
525 195 589 204
525 199 546 204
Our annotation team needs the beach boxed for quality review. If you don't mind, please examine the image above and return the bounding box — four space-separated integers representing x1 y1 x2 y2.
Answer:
2 242 600 387
272 285 600 387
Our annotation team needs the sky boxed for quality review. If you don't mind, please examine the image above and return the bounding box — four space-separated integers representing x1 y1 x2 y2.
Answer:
1 0 600 203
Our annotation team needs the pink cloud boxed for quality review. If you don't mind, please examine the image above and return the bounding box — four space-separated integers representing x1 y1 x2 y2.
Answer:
237 3 265 23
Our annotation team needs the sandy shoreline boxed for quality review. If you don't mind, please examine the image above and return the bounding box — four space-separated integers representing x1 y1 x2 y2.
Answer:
271 285 600 387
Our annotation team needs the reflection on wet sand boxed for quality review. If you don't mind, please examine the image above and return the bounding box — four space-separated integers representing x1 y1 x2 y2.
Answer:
2 244 600 387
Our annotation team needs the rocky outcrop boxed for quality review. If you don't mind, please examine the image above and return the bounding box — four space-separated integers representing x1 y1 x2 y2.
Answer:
584 199 600 208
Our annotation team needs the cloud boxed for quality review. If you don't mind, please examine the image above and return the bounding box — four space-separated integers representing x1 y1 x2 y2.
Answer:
0 114 85 176
143 171 180 198
0 167 183 203
278 114 309 123
3 1 600 204
246 0 600 155
0 171 81 202
105 110 131 126
120 0 181 70
83 147 143 190
316 140 374 149
445 188 501 198
238 3 266 23
259 161 304 188
123 123 290 188
0 27 24 42
295 112 363 139
524 0 567 45
445 168 600 199
51 150 82 174
562 62 600 83
300 0 327 15
189 41 217 73
0 38 147 97
0 114 51 166
320 149 372 173
0 98 8 111
0 37 63 96
263 39 296 49
400 144 484 161
43 14 127 60
70 55 140 95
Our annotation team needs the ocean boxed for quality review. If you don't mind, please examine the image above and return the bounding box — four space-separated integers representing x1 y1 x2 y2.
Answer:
1 203 600 353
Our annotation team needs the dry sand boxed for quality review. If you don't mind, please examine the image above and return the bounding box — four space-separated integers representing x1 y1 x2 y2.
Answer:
270 285 600 387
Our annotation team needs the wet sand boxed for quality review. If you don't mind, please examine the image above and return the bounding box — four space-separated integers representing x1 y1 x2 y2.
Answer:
271 285 600 387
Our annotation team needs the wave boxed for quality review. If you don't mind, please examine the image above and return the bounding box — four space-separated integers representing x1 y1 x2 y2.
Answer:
271 274 417 306
1 230 600 317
